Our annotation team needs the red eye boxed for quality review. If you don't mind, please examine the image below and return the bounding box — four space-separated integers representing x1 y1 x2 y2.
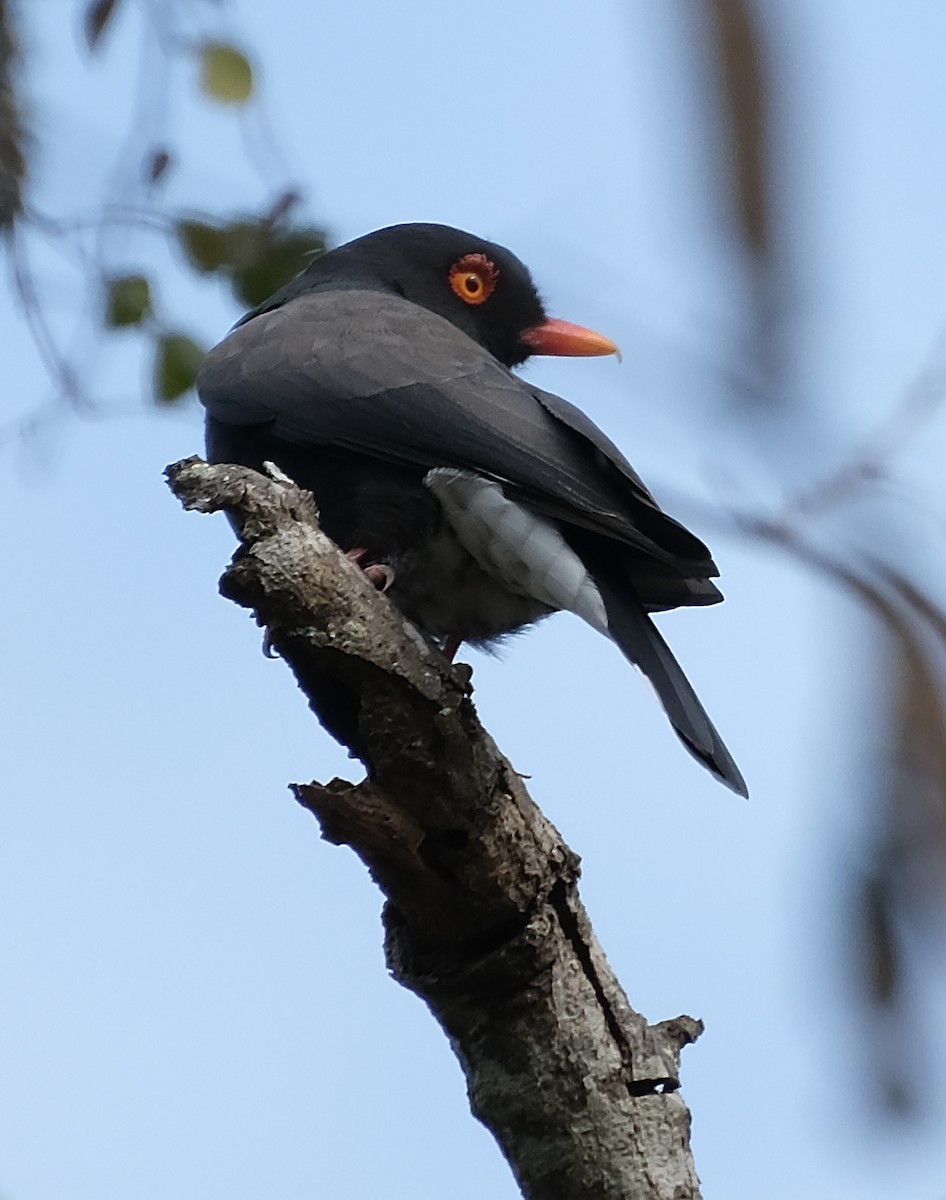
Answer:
448 253 499 305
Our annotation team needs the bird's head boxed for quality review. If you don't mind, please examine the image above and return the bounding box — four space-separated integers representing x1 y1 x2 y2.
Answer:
291 223 619 369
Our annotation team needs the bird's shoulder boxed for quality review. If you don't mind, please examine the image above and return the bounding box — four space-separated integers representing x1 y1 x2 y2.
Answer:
199 287 500 422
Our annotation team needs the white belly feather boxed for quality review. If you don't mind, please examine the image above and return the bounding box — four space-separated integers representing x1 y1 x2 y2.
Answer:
424 468 609 637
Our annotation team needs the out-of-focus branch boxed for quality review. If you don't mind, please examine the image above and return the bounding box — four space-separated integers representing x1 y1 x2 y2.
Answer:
790 334 946 521
0 0 25 231
166 455 704 1200
706 0 768 257
730 505 946 1116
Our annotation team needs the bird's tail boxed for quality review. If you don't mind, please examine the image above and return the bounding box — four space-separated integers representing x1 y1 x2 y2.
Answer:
425 469 747 794
595 573 748 797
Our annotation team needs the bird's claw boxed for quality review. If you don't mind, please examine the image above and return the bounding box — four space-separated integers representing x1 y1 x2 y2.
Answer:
346 547 395 592
363 562 395 592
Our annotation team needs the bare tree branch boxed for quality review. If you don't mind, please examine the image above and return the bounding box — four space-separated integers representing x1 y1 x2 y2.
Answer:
166 455 705 1200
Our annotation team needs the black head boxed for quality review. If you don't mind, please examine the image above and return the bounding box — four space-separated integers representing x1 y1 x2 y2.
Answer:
311 223 548 366
243 222 619 369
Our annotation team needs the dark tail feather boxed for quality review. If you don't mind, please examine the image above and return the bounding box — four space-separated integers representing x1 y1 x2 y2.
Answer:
597 576 748 797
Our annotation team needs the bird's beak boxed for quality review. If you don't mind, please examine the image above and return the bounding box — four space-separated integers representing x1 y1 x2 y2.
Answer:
520 317 620 360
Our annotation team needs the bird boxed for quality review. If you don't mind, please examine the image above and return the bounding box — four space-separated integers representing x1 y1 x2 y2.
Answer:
199 222 747 796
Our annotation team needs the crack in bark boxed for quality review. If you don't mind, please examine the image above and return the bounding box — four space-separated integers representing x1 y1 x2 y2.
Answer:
548 876 636 1071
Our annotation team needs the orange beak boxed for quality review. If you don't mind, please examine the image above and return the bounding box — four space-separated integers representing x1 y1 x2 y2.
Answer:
520 317 620 359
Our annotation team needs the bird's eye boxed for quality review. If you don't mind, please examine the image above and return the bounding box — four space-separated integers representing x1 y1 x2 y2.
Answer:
449 253 499 305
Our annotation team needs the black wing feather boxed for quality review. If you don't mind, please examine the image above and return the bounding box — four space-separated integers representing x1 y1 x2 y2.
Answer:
200 288 716 584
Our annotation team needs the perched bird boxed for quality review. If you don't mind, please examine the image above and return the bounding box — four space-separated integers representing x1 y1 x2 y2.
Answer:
199 223 747 796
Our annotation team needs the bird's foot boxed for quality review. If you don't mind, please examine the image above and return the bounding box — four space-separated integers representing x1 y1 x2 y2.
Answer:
346 547 395 593
364 563 395 591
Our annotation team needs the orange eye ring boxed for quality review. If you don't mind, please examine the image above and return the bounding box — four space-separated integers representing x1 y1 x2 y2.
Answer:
448 253 499 305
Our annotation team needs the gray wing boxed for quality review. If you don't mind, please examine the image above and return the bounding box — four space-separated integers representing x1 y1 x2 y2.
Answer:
199 288 715 574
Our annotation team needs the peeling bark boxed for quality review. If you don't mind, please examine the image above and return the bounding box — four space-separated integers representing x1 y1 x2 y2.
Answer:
166 456 704 1200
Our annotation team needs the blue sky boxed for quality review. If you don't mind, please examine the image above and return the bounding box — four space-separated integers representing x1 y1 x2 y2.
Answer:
3 3 946 1197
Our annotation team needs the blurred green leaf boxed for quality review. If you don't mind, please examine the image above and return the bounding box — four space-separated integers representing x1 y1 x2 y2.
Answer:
220 220 267 269
199 43 254 105
177 219 231 272
104 274 152 327
154 333 205 403
175 214 326 306
231 227 325 306
85 0 121 51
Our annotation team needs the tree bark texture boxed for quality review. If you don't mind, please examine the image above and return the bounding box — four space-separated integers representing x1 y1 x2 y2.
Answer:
166 456 704 1200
